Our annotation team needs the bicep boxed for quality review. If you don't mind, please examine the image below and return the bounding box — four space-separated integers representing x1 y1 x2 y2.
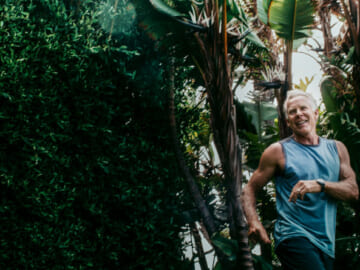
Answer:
248 144 280 192
336 141 356 182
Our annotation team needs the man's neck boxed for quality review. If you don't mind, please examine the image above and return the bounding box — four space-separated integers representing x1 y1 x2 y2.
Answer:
293 133 319 145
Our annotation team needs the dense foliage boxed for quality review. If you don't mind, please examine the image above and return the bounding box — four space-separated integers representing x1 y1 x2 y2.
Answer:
1 0 359 269
0 1 189 269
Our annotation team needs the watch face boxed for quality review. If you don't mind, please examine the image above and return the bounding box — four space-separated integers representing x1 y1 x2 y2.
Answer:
317 180 325 191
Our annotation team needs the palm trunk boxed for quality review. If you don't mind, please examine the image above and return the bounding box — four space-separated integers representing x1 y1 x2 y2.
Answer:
168 56 235 268
319 0 334 57
206 63 254 270
318 0 348 95
190 2 253 266
277 40 293 139
168 57 217 236
167 0 254 267
339 0 360 112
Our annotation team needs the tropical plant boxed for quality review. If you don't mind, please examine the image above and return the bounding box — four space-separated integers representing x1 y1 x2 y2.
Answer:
316 3 360 265
338 0 360 111
320 75 360 269
256 0 316 138
131 0 269 268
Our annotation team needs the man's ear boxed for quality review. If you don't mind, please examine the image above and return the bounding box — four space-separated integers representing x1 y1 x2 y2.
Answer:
315 109 319 120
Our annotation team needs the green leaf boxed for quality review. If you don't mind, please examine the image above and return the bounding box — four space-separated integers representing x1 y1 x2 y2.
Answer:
242 27 267 48
211 234 238 261
320 76 342 134
344 46 355 64
268 0 315 42
149 0 184 17
257 0 272 25
227 0 248 25
132 0 182 41
228 0 266 48
320 76 337 113
292 34 310 50
214 261 223 270
243 101 278 135
252 254 273 270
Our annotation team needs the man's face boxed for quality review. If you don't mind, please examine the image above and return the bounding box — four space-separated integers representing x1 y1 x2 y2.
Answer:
286 96 318 136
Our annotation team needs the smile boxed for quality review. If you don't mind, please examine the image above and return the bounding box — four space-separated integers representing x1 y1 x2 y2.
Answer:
296 120 307 126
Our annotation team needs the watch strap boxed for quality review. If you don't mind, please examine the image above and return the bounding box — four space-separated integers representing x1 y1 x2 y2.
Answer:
316 179 325 192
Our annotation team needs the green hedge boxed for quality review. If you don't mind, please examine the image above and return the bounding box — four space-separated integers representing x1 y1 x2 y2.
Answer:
0 1 187 269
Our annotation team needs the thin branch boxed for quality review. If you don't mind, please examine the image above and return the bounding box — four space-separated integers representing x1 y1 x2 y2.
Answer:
223 0 229 78
339 0 360 56
191 223 209 270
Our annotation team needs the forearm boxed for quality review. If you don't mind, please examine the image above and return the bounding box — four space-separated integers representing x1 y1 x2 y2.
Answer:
241 186 261 226
242 185 271 244
324 179 359 201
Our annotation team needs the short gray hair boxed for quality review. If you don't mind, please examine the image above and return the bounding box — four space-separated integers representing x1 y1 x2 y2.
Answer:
283 90 317 119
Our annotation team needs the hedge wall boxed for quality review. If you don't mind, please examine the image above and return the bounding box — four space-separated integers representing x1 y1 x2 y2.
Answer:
0 1 188 269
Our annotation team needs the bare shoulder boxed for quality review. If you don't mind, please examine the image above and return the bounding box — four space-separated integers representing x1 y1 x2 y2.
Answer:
248 142 284 188
263 142 283 159
260 142 284 169
334 140 346 148
334 140 350 160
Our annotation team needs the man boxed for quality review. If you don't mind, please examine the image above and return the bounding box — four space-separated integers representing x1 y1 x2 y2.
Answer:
241 90 359 270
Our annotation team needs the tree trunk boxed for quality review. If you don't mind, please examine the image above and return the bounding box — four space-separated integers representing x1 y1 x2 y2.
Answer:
168 0 255 267
339 0 360 111
192 17 254 269
168 57 217 236
191 223 209 270
277 40 293 139
207 68 254 270
168 56 235 268
319 0 335 57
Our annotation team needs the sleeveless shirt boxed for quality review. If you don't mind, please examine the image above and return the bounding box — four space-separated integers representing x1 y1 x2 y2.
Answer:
274 137 340 258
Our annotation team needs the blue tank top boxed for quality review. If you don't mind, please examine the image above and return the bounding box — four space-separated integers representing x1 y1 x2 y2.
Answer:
274 137 340 258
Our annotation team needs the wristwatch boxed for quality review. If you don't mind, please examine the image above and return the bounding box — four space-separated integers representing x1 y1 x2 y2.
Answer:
316 179 326 192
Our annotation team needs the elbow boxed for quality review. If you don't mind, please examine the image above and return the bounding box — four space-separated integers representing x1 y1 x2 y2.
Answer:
353 188 359 201
346 179 359 201
348 185 359 201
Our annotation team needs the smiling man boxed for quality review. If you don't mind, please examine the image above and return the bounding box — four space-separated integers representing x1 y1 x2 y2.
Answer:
241 90 359 270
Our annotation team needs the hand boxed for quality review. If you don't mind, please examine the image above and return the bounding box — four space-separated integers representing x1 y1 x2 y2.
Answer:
248 221 271 244
288 180 322 203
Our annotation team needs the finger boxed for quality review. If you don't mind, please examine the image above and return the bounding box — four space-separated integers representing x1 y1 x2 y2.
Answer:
260 232 271 244
288 189 295 201
264 238 271 244
289 187 302 202
289 190 298 202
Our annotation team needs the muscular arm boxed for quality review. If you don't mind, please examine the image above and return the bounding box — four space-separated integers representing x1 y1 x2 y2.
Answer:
289 141 359 202
325 141 358 201
241 143 283 244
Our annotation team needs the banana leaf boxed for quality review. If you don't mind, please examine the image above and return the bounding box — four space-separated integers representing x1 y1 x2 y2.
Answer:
243 101 278 135
257 0 315 42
